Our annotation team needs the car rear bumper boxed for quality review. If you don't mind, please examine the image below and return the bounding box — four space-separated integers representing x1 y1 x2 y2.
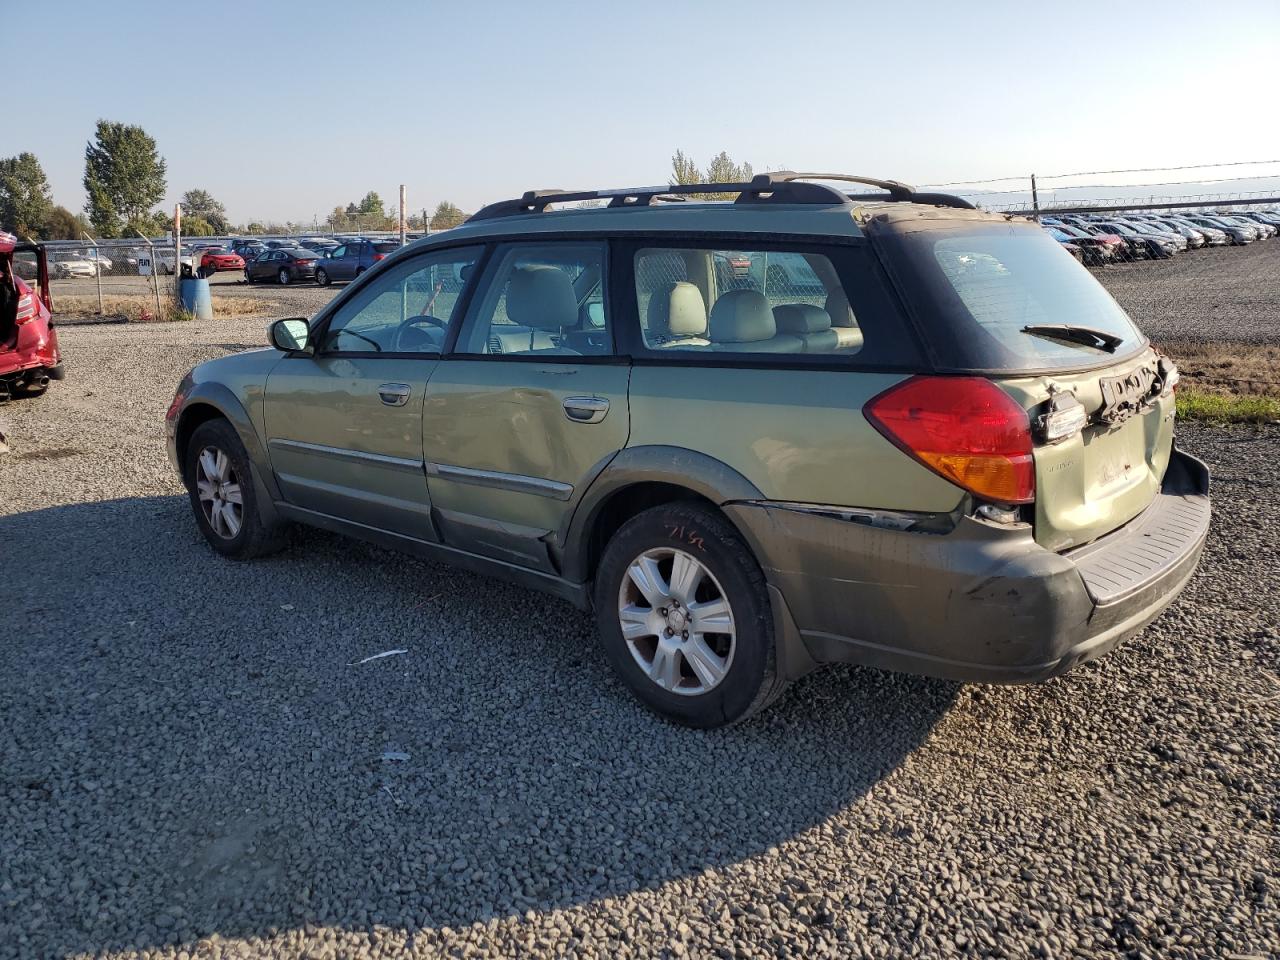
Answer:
727 448 1211 684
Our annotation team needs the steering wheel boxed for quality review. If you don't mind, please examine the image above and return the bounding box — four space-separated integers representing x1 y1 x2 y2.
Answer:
393 315 447 352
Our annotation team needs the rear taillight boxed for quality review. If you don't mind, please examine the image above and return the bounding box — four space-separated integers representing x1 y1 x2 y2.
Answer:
297 259 314 266
372 254 386 261
15 293 34 324
865 376 1035 505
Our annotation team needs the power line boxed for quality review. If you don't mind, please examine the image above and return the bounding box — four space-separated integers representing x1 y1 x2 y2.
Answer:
919 159 1280 189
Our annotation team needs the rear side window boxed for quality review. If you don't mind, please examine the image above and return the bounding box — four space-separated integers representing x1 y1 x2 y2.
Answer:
624 241 920 367
877 222 1145 371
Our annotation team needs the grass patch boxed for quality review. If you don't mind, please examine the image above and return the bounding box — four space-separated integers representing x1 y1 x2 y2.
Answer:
1176 389 1280 424
53 294 269 323
1155 340 1280 398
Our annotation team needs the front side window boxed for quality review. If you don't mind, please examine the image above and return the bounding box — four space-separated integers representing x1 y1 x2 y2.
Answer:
634 245 862 355
317 246 481 354
458 243 611 357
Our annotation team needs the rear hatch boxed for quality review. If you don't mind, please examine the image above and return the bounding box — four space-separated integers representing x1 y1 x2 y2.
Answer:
869 211 1176 551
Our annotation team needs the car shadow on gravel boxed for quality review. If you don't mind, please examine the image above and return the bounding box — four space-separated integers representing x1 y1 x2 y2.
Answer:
0 495 957 957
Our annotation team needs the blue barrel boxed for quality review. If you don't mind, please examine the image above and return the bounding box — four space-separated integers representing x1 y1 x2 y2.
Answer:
180 278 213 320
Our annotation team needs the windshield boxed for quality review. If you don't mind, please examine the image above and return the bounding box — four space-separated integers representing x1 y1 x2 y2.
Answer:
877 221 1145 372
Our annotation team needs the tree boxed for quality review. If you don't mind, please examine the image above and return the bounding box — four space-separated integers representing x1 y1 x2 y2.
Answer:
669 149 755 200
45 206 88 241
180 188 228 234
429 201 466 230
181 215 215 237
358 191 385 217
83 120 167 237
0 152 54 237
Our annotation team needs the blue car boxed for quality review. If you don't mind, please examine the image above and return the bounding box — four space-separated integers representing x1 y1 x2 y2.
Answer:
314 239 401 286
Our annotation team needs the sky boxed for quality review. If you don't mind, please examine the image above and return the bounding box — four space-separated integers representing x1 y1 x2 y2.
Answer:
8 0 1280 226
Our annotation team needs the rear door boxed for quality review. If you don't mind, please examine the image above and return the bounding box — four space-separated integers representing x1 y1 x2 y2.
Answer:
263 245 484 540
421 240 630 572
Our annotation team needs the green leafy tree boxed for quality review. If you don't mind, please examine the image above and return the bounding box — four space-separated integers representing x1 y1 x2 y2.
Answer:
0 152 55 236
429 201 466 230
83 120 167 237
180 188 228 234
45 205 88 240
358 191 385 217
669 149 755 200
181 215 215 237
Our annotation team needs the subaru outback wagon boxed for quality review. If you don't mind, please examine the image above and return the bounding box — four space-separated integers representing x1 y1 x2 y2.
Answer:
166 172 1210 728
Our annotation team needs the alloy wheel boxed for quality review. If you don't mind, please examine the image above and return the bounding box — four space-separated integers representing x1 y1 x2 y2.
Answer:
617 548 736 696
278 268 289 285
195 445 243 540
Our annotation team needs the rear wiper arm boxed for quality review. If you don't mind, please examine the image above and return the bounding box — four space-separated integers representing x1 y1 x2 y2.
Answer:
1021 324 1124 353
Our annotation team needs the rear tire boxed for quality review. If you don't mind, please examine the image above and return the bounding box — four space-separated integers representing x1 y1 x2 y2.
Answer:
593 502 784 728
278 268 290 285
184 419 287 561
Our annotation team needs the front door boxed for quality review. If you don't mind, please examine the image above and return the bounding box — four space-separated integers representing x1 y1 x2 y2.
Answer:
422 241 629 572
263 245 484 540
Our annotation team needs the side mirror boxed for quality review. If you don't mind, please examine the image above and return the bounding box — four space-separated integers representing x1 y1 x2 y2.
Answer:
270 317 312 353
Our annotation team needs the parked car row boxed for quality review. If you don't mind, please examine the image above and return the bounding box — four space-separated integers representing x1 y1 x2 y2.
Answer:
1040 208 1280 265
237 237 402 285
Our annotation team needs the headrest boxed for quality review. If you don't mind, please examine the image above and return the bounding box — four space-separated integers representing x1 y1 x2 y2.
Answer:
506 265 577 331
709 289 776 343
647 282 707 338
824 288 856 328
773 303 832 335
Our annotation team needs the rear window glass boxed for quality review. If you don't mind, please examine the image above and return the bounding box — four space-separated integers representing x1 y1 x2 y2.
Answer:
373 242 399 254
879 223 1144 371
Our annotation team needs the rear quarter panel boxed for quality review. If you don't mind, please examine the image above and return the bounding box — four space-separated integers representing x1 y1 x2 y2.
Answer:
627 366 966 512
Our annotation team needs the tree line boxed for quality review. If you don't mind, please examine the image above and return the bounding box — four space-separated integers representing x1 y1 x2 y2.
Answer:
2 125 755 241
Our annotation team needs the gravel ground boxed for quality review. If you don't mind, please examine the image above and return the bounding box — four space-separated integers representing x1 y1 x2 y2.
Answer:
1094 239 1280 345
1 318 1278 960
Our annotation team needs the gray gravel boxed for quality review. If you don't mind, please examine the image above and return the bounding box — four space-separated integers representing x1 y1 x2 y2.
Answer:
1 317 1278 959
1095 239 1280 344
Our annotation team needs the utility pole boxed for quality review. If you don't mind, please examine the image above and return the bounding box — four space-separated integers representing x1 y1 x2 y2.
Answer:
82 232 104 315
399 184 407 246
1030 173 1040 215
174 204 182 307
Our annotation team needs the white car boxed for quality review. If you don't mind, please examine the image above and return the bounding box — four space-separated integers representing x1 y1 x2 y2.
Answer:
155 249 196 275
53 256 99 279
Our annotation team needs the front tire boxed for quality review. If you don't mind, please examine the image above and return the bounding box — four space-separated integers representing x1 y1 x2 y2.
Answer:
184 419 286 560
593 502 783 727
315 268 330 287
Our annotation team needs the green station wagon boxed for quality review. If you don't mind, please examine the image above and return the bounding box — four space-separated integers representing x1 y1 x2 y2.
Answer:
166 173 1211 727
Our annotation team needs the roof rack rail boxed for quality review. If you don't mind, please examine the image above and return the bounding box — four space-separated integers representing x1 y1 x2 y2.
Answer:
466 171 975 221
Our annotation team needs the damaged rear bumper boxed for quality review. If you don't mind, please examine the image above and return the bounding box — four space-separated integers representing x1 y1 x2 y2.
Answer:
726 448 1211 684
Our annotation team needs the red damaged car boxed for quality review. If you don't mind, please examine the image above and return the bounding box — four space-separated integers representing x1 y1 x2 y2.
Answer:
196 246 245 278
1 232 63 403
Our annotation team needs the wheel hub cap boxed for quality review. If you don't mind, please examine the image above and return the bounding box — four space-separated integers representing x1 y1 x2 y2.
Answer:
195 445 243 540
617 547 735 696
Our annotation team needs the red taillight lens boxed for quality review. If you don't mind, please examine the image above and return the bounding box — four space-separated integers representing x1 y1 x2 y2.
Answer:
297 259 314 265
372 253 386 261
15 293 34 324
864 376 1035 504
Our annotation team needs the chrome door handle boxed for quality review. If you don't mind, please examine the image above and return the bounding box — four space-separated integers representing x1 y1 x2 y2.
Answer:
378 383 411 407
563 396 609 424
